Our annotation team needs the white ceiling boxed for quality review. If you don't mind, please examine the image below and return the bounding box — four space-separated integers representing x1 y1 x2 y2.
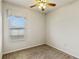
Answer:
3 0 76 13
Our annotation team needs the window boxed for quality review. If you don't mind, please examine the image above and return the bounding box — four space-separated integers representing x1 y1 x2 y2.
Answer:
8 16 25 40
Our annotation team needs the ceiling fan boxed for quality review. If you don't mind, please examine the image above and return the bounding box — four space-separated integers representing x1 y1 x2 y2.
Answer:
30 0 56 11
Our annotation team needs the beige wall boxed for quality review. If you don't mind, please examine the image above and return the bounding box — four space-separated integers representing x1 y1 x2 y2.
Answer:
3 2 46 54
46 1 79 58
0 0 2 59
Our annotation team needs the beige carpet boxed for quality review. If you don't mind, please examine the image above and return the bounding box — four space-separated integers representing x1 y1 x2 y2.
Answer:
3 45 78 59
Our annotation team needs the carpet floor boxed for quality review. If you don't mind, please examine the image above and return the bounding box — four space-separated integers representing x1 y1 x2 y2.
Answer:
3 45 78 59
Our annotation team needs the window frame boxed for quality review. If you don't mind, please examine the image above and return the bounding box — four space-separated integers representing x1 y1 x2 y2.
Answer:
8 15 26 40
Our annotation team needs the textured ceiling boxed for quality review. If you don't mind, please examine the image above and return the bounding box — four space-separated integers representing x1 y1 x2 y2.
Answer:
3 0 76 13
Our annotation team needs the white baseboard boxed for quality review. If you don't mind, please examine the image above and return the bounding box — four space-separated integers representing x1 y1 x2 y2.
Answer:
0 53 2 59
3 43 45 54
46 44 79 59
3 43 79 59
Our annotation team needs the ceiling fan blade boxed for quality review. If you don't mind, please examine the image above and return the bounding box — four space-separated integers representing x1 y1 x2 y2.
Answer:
30 4 37 8
48 3 56 7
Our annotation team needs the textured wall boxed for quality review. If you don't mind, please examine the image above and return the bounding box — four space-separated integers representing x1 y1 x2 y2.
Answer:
3 2 46 54
46 1 79 58
0 0 2 59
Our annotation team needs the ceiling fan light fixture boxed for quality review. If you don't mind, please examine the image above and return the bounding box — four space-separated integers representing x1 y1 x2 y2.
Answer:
38 3 47 10
30 0 56 11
